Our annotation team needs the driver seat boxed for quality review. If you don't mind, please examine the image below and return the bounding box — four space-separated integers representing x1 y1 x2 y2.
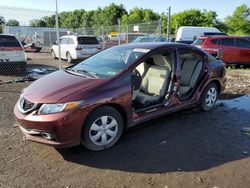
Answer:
135 63 170 106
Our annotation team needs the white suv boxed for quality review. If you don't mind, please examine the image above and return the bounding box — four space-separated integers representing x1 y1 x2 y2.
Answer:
51 35 101 63
0 34 27 70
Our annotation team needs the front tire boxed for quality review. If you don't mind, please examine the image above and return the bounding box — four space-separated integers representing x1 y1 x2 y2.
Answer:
200 82 218 111
51 50 57 59
81 106 124 151
66 52 73 63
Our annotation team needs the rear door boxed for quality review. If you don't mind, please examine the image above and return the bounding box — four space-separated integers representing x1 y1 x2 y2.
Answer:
235 38 250 64
60 37 69 59
216 38 237 63
0 35 25 63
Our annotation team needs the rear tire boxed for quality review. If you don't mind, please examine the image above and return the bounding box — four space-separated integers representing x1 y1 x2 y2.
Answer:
81 106 123 151
200 82 218 111
51 50 57 59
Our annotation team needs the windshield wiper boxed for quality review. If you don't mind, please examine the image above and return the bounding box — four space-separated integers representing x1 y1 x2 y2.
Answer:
75 69 99 79
63 68 95 78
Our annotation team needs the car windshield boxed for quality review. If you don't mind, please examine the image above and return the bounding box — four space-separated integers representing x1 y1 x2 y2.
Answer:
70 46 149 79
193 39 204 46
132 36 158 43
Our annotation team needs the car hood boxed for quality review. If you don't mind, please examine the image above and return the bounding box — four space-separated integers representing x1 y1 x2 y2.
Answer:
22 70 105 103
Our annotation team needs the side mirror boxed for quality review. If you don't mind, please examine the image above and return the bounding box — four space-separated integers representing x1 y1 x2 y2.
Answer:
216 49 223 60
54 41 58 45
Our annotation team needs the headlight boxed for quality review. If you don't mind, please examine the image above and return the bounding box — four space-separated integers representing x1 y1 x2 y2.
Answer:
38 101 81 115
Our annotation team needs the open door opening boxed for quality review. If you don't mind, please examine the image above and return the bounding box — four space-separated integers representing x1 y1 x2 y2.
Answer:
132 50 175 113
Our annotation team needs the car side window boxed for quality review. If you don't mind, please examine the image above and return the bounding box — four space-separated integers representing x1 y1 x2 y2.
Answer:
67 38 74 45
219 39 235 47
210 39 218 45
235 39 250 48
61 38 68 45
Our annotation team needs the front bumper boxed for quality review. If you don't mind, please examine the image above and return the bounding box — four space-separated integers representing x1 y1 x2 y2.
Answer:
14 104 88 148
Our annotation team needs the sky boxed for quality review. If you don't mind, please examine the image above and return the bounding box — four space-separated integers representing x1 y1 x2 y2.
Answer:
1 0 250 20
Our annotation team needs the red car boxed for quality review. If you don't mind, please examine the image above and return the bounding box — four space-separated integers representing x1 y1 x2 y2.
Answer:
14 43 226 151
193 36 250 65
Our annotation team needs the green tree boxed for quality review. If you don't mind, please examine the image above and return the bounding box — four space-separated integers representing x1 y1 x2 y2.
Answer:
43 15 56 27
100 3 127 25
225 4 250 35
6 19 19 26
60 10 86 29
122 8 145 24
122 7 160 24
0 16 4 24
170 9 220 34
0 16 5 33
29 19 46 27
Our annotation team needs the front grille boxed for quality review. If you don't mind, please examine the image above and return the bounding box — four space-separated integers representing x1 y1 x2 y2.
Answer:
18 97 38 113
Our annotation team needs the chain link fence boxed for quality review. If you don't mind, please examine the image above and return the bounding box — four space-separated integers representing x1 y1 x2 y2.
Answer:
0 6 163 84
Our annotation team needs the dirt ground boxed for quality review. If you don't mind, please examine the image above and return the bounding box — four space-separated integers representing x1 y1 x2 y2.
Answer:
0 52 250 188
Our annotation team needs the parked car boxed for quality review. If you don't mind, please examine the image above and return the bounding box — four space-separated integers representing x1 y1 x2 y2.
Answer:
0 34 27 71
14 42 226 151
176 26 221 44
131 36 167 43
22 41 42 53
51 35 101 63
241 36 250 41
203 32 227 37
192 36 250 65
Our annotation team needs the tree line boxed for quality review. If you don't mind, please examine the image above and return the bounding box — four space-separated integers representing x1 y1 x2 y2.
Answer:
1 3 250 35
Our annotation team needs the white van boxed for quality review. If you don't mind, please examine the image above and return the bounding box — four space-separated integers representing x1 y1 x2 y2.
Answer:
175 26 221 44
51 35 101 63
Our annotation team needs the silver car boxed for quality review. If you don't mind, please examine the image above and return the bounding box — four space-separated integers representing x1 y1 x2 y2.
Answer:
51 35 101 63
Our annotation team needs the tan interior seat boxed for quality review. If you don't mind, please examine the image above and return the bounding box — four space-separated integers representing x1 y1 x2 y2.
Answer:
179 60 203 94
135 54 171 105
132 59 154 100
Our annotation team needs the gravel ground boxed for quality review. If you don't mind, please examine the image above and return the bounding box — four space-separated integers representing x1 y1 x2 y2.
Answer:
0 52 250 188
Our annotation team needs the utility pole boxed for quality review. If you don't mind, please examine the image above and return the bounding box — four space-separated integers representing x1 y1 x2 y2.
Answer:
159 18 162 36
55 0 62 69
118 18 121 45
167 7 171 42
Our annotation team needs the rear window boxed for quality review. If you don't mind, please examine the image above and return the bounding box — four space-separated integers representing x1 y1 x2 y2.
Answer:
77 37 99 45
0 35 21 47
193 39 204 46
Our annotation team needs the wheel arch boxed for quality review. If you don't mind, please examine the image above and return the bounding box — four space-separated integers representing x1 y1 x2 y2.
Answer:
210 79 221 94
83 103 128 130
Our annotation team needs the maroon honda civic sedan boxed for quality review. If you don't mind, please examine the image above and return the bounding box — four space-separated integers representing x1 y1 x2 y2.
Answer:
14 42 226 151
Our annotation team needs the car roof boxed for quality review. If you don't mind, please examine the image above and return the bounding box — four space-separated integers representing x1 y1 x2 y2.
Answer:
197 36 245 40
60 35 97 38
119 42 200 51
